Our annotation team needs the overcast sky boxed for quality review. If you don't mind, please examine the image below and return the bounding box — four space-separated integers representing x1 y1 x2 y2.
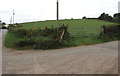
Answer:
0 0 119 23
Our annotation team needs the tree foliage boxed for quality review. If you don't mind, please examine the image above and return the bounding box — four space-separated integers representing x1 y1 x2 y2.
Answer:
82 16 86 19
113 13 120 21
98 13 113 20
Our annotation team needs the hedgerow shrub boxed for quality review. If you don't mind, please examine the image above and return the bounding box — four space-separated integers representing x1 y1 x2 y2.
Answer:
9 28 29 38
99 24 120 40
33 37 63 49
8 25 70 39
7 24 70 50
15 38 36 47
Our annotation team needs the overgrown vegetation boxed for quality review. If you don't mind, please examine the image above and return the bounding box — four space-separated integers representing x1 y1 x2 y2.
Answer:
98 13 120 23
5 24 70 50
99 24 120 41
4 19 118 50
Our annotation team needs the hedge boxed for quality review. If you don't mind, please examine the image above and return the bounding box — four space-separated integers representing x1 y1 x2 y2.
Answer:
7 25 70 49
99 24 120 40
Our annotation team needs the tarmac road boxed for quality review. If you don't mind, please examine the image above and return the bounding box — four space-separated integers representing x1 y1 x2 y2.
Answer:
2 29 118 74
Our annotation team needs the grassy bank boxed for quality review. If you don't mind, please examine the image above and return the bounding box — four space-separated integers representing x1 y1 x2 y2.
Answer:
4 19 117 50
4 33 115 50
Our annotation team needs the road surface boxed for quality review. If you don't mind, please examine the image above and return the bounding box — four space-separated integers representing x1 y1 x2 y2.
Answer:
0 29 2 75
2 29 118 74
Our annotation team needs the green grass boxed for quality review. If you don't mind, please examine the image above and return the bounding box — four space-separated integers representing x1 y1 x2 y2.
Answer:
21 19 115 37
4 33 21 48
21 19 114 29
5 19 117 50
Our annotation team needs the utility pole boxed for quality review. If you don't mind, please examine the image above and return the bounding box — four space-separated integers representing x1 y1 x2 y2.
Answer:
13 10 15 24
57 0 59 27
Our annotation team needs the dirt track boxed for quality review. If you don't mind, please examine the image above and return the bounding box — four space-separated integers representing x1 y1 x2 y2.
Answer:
2 30 118 74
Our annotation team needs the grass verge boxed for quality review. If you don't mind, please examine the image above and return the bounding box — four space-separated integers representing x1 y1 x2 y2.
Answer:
4 32 117 50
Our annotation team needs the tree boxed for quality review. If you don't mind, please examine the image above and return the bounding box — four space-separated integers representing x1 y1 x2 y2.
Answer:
0 19 2 26
113 13 120 20
98 13 105 20
82 16 86 19
0 20 1 23
2 22 6 25
98 13 113 20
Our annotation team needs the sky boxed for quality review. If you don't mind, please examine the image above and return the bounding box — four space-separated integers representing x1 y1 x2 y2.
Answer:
0 0 120 24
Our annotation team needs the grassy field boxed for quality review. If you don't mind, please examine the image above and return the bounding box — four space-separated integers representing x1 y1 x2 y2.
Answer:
5 19 116 49
21 19 115 37
21 19 114 29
